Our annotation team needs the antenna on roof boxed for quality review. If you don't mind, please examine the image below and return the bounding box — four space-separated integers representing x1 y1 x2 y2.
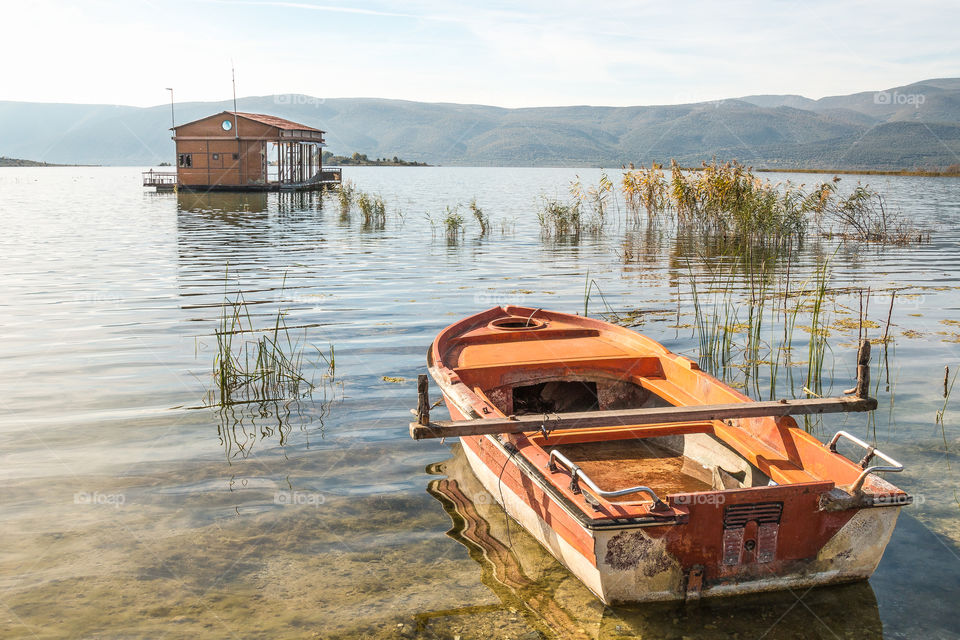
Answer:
231 60 239 139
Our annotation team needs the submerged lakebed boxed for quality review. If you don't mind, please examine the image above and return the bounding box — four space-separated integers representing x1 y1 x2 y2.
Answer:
0 166 959 638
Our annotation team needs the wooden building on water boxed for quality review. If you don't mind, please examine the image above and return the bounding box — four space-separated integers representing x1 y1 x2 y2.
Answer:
144 111 341 192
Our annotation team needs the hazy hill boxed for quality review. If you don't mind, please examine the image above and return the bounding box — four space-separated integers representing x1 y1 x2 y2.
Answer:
1 77 959 169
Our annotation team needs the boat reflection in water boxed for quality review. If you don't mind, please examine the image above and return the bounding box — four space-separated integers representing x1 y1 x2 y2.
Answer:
425 444 884 640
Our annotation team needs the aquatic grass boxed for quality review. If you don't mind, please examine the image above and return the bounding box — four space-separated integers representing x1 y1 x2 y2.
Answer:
937 365 958 426
622 160 922 247
469 198 490 236
210 271 335 409
819 183 926 244
537 197 582 238
582 272 622 321
572 172 614 234
622 163 669 223
680 252 836 430
337 180 356 219
443 205 465 240
352 190 387 229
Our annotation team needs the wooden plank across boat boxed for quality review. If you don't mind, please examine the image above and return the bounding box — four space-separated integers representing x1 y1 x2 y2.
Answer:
411 306 910 604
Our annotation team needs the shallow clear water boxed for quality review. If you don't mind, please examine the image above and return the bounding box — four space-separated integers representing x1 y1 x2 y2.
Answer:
0 166 959 638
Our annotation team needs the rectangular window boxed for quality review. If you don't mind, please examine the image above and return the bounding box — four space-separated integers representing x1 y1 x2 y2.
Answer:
211 153 219 161
232 153 239 160
177 153 192 168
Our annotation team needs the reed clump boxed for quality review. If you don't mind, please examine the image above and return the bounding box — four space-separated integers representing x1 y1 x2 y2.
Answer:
469 198 490 236
210 276 334 408
620 160 926 246
337 180 356 219
816 182 926 244
622 163 669 222
443 205 465 240
572 172 614 234
684 251 835 423
537 197 582 238
356 192 386 228
670 160 809 247
538 174 618 238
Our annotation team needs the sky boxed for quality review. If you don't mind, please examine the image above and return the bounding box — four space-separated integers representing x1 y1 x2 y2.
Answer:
3 0 959 108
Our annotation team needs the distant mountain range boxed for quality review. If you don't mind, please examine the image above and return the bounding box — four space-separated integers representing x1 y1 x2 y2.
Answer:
2 78 960 169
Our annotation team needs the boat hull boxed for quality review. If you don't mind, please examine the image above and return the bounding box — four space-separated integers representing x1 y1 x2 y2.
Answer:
426 306 908 604
459 430 901 604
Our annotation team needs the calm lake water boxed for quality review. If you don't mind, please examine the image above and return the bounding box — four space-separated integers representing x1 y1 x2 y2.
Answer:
1 166 959 639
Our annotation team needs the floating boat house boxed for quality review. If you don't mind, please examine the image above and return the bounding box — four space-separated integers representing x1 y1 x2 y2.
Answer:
144 111 341 192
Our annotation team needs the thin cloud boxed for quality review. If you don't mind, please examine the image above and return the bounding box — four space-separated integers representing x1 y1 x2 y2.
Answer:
201 0 419 19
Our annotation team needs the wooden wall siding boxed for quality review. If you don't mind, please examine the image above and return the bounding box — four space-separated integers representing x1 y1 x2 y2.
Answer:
176 140 267 187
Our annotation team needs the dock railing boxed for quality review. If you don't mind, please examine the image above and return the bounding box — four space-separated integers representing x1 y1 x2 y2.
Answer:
318 167 342 183
142 170 178 189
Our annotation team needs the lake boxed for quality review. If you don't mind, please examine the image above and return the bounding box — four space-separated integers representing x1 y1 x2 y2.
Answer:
1 166 958 639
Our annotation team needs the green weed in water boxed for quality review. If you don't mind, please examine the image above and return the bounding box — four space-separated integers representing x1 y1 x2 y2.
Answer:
537 197 582 238
682 252 835 431
210 271 335 408
620 160 926 247
469 199 490 236
337 180 355 219
444 205 465 240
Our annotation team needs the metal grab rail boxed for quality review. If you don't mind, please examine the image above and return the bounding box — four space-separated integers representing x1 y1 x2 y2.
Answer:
827 430 904 493
548 450 667 511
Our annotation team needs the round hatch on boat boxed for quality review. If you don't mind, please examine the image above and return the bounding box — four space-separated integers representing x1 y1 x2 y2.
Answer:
489 316 547 331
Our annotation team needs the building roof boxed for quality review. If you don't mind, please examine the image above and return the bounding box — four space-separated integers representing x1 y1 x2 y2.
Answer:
229 112 324 133
172 111 325 133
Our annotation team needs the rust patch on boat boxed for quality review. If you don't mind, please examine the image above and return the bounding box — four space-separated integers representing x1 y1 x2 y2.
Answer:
605 530 672 576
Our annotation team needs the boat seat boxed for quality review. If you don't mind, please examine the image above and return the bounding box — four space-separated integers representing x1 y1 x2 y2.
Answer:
638 377 699 405
640 378 818 484
714 423 818 485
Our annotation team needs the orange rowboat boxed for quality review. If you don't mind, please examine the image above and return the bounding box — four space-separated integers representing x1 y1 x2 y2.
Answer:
411 306 910 604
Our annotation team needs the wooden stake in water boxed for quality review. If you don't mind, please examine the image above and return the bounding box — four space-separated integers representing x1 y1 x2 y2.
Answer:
854 339 871 399
417 374 430 426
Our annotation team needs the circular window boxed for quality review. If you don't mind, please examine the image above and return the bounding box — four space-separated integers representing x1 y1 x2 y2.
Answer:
222 119 233 131
489 316 547 331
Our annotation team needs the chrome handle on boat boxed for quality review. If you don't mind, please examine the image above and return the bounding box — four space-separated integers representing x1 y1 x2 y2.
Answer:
827 430 904 493
547 450 667 511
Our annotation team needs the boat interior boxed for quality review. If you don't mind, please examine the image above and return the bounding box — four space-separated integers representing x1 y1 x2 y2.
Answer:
440 308 894 508
481 376 780 501
461 370 848 503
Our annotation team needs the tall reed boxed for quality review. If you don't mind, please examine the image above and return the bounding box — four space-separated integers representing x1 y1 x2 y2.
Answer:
210 271 334 408
337 180 355 219
622 160 924 246
469 198 490 236
444 205 465 240
683 253 834 430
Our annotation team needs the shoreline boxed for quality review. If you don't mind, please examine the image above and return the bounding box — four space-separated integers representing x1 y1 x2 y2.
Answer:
754 167 960 178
